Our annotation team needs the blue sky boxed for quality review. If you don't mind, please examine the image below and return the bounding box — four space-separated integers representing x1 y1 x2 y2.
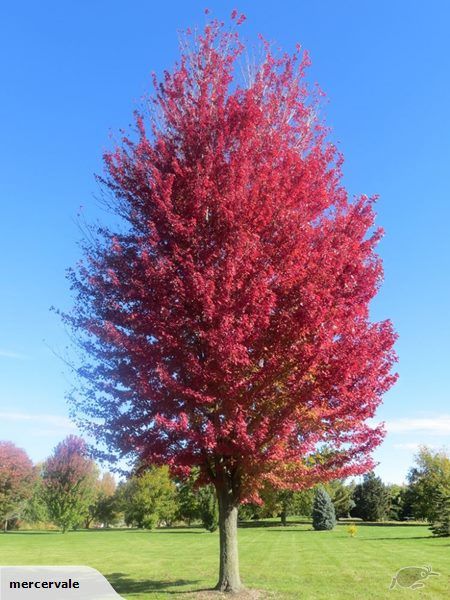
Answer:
1 1 449 483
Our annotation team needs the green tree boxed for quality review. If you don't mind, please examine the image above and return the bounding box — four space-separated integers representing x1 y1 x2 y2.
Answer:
122 466 177 529
258 484 288 522
352 472 389 521
429 489 450 537
197 485 219 532
94 494 121 528
86 472 118 528
379 483 415 522
312 487 336 530
258 484 315 525
292 489 315 519
22 467 49 526
96 473 120 527
238 503 260 521
407 446 450 521
175 471 218 531
386 484 405 521
278 491 293 526
176 470 202 526
42 436 98 533
325 480 355 519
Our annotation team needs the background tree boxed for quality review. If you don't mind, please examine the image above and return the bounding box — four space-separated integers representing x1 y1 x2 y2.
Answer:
277 490 294 526
325 480 355 519
255 484 288 522
352 472 390 521
84 472 117 528
292 489 316 519
64 14 397 591
22 465 49 527
176 470 218 531
92 472 119 528
121 466 177 529
0 441 35 531
238 502 261 522
197 485 219 532
386 484 404 521
397 486 415 521
429 489 450 537
258 485 315 524
312 487 336 530
42 435 97 533
176 470 202 526
237 485 314 523
407 446 450 521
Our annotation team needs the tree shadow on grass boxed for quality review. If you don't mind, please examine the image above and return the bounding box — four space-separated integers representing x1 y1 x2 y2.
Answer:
366 536 434 541
264 528 314 533
4 531 58 536
337 521 427 527
238 520 309 529
153 530 207 534
106 572 201 596
82 527 207 534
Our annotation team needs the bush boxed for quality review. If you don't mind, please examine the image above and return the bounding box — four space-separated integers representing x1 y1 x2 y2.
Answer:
312 487 336 531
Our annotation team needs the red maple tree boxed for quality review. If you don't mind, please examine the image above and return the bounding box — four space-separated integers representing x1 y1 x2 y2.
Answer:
66 14 397 591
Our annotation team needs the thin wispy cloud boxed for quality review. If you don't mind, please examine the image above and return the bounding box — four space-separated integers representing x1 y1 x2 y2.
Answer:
0 349 29 360
0 412 76 430
386 416 450 435
392 442 433 451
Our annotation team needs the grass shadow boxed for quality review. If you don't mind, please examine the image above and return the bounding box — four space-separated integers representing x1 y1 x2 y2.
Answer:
238 520 310 528
368 536 434 541
264 528 314 532
338 521 427 527
154 530 207 534
106 572 201 595
3 531 58 536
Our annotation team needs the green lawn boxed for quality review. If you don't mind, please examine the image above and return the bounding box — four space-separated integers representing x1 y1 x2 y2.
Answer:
0 522 448 599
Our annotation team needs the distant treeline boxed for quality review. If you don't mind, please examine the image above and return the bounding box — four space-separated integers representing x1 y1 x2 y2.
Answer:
1 438 449 536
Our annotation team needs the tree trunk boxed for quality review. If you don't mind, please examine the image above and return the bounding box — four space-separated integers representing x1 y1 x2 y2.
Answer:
280 509 287 526
215 486 242 593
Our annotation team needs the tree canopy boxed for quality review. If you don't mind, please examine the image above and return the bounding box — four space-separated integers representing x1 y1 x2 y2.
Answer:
64 13 397 591
42 435 98 532
407 446 450 521
0 441 35 530
352 472 390 521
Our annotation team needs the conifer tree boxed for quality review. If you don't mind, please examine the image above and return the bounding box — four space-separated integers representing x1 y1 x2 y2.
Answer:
312 487 336 530
429 489 450 537
352 472 389 521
